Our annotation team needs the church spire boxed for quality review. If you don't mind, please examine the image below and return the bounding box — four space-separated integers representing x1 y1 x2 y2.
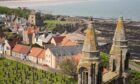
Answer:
113 17 126 42
109 17 129 75
77 17 102 84
110 17 127 54
82 18 98 53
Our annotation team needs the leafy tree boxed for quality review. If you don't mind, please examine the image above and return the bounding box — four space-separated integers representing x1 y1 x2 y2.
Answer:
100 52 109 68
59 58 78 80
0 6 31 18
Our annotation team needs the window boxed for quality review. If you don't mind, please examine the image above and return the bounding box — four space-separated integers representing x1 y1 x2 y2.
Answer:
113 59 116 71
125 53 130 70
82 69 88 84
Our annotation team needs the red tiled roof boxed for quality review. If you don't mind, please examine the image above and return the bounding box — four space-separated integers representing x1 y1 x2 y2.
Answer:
12 44 30 54
39 50 45 59
61 37 77 46
53 36 65 44
29 47 45 59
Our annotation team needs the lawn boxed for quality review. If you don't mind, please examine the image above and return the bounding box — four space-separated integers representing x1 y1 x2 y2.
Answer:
0 58 76 84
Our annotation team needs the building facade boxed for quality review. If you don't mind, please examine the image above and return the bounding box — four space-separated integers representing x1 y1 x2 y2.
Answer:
12 44 31 60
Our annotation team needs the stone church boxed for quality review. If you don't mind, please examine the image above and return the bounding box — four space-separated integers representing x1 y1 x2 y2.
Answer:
77 17 130 84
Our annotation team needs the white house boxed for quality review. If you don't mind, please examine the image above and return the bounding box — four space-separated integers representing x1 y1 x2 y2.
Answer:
3 40 11 56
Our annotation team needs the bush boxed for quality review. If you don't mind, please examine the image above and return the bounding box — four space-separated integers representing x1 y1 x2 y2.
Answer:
100 52 109 67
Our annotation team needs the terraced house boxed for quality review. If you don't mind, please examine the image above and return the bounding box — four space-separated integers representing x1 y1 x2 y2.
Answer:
28 47 46 64
12 44 31 60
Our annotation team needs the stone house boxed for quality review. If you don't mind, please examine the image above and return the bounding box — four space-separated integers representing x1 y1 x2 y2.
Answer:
12 44 31 60
35 33 53 47
45 45 82 68
60 36 77 46
22 26 39 44
50 36 65 46
36 34 66 47
28 47 46 64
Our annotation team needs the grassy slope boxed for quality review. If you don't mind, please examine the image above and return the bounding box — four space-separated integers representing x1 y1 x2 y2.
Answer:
129 60 140 68
0 58 76 84
44 20 76 30
130 70 140 84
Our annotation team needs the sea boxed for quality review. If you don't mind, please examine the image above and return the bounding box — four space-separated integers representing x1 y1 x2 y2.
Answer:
2 0 140 20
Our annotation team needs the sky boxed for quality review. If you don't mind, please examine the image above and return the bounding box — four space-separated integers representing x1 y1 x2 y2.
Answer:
1 0 140 19
0 0 92 7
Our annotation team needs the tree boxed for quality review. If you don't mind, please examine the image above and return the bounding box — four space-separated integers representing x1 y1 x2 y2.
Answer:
100 52 109 68
59 58 78 80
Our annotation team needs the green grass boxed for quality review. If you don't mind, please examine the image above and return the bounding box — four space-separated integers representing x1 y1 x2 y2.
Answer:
130 70 140 84
44 20 77 31
0 58 76 84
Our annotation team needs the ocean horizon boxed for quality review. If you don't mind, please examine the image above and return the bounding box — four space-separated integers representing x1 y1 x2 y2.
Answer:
1 0 140 20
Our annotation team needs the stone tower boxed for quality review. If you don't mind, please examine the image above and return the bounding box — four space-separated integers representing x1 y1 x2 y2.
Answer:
109 17 130 83
28 10 36 25
77 18 102 84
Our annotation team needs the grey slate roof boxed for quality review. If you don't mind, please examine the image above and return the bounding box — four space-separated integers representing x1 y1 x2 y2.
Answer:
43 34 53 43
49 45 82 57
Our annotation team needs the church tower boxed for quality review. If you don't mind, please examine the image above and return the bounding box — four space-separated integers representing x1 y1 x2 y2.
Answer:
109 17 130 83
77 18 102 84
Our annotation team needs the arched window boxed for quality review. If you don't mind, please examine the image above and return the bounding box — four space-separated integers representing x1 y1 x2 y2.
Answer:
79 67 88 84
113 59 116 71
125 52 130 70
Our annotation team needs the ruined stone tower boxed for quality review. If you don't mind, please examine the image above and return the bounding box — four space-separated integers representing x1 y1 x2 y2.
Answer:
77 18 102 84
28 10 36 25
